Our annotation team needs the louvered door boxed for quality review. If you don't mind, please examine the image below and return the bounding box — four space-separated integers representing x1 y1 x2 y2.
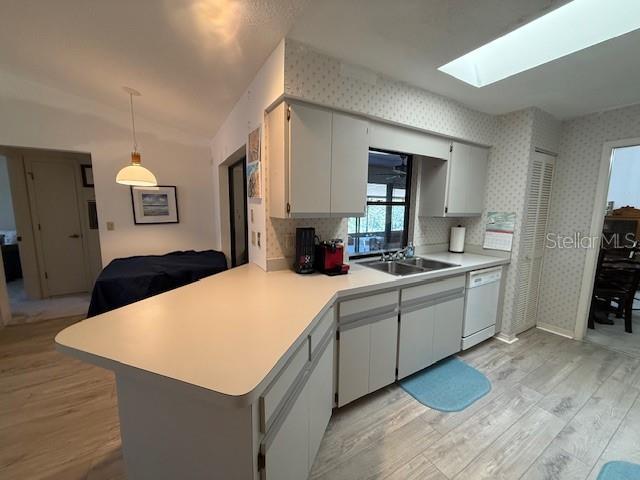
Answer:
513 151 555 334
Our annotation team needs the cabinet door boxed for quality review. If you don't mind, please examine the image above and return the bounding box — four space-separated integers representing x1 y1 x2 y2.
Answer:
289 103 332 216
397 305 435 379
447 142 489 216
338 323 370 407
308 340 334 470
330 112 369 216
369 314 399 392
433 296 464 363
263 381 309 480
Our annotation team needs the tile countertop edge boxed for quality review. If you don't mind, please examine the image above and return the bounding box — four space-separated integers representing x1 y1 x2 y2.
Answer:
55 253 510 409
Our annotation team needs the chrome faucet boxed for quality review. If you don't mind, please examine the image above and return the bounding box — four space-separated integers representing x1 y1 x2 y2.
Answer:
382 243 415 262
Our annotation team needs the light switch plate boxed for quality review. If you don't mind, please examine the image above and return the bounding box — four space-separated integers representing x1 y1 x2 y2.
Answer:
106 221 115 231
251 231 256 246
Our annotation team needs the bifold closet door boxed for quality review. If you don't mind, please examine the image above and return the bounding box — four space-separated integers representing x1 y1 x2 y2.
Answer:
513 151 555 334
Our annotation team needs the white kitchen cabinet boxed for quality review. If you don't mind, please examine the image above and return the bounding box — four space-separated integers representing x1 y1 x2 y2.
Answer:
337 312 398 407
330 112 369 216
432 295 465 363
307 338 334 470
418 141 489 217
369 121 451 159
397 303 435 379
267 101 369 218
262 374 310 480
261 332 334 479
398 276 465 379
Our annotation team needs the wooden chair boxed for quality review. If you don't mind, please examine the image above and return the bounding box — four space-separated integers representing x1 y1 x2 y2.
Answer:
589 247 640 333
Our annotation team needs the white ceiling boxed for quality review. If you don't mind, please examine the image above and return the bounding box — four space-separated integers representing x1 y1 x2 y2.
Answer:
1 0 638 139
289 0 640 120
0 0 308 137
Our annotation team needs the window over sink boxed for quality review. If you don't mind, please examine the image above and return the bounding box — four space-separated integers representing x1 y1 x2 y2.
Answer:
348 149 412 257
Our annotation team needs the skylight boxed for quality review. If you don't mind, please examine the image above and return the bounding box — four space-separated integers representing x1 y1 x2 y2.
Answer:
438 0 640 87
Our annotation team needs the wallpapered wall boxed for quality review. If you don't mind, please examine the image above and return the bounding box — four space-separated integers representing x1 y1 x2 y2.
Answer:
266 39 499 264
538 104 640 335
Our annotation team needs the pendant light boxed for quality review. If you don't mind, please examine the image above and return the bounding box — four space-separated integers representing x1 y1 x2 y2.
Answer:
116 87 157 186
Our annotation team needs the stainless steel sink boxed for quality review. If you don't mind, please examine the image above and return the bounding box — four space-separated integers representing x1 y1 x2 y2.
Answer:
360 256 459 276
361 260 426 276
397 257 459 270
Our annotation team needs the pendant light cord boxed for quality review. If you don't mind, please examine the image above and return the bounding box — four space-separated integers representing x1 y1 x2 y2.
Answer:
129 93 138 152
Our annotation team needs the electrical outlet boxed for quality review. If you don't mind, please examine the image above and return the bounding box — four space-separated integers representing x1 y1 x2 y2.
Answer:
257 232 261 248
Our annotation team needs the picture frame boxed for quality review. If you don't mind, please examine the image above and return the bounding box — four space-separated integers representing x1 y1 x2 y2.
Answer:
80 164 94 187
130 185 179 225
247 126 261 199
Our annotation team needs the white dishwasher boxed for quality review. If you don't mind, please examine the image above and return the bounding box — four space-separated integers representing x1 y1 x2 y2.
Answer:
462 266 502 350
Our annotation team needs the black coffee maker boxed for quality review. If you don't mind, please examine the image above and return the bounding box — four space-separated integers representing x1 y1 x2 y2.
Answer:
294 227 316 274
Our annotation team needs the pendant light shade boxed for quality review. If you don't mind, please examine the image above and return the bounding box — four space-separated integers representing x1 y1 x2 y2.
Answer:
116 87 157 186
116 152 158 187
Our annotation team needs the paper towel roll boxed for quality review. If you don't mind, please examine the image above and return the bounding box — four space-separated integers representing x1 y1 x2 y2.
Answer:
449 226 466 253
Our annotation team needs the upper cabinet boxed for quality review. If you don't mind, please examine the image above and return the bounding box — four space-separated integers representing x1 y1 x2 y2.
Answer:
267 101 368 218
369 122 450 160
419 141 490 217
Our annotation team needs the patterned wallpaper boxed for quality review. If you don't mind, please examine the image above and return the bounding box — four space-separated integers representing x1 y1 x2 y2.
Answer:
538 104 640 334
466 110 535 337
284 39 497 146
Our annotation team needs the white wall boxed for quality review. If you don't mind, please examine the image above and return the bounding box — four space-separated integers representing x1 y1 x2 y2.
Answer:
538 103 640 335
0 68 215 265
607 145 640 208
0 156 16 231
210 40 285 270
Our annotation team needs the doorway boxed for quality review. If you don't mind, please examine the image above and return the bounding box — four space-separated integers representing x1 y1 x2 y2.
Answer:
0 147 101 324
582 142 640 356
228 156 248 267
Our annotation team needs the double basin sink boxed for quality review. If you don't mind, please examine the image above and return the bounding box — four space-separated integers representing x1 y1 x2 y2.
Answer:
360 256 459 276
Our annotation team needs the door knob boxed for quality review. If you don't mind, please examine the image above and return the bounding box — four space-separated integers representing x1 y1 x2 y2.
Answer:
69 234 81 239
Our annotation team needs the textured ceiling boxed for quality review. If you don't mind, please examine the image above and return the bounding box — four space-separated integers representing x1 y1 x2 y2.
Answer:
0 0 308 137
1 0 638 139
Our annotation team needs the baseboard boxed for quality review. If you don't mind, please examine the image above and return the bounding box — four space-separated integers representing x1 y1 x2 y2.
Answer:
536 322 575 339
494 332 518 344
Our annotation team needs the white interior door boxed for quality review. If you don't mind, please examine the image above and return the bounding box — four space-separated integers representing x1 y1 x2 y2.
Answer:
513 152 555 333
27 159 88 296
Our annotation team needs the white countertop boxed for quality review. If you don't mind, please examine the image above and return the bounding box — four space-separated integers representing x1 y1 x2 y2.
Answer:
55 252 508 407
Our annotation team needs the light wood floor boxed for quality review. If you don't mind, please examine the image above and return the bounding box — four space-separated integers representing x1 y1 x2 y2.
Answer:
586 310 640 358
3 319 640 479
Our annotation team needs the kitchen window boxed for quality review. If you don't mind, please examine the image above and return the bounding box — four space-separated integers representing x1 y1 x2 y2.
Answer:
348 149 412 257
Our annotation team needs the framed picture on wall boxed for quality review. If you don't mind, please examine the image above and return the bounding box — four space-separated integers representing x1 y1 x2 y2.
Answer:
130 185 179 224
81 164 94 187
247 126 261 199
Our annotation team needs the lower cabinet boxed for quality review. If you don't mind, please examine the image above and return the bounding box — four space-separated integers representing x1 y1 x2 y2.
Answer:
433 295 464 362
398 277 465 380
338 313 398 407
397 303 435 380
260 333 334 479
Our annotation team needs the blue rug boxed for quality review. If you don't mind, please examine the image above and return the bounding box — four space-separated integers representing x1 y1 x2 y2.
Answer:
400 357 491 412
597 461 640 480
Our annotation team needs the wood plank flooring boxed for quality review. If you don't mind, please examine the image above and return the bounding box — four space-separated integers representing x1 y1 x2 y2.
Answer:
3 319 640 479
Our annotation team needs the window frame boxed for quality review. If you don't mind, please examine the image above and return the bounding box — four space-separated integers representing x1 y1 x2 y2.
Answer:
349 149 413 259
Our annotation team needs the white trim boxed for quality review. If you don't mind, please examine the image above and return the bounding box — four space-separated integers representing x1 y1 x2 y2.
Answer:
494 333 518 344
573 137 640 340
537 322 574 339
